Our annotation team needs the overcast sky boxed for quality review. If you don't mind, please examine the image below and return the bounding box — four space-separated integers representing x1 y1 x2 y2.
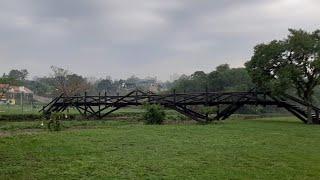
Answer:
0 0 319 81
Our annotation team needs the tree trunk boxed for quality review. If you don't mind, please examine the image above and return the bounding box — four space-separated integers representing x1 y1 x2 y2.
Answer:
304 93 313 124
307 105 313 124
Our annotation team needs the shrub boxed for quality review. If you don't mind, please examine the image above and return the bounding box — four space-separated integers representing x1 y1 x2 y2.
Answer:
48 113 63 131
143 104 166 125
177 114 189 121
200 106 217 115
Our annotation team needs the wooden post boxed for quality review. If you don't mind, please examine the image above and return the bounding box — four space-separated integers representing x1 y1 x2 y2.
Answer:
84 91 87 117
135 89 138 105
20 92 24 113
205 86 209 121
183 89 186 108
307 105 312 124
105 91 107 110
255 91 258 106
98 92 101 119
205 86 208 106
316 110 319 124
173 89 176 105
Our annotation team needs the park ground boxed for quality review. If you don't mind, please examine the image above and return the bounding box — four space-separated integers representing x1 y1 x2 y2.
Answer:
1 113 320 179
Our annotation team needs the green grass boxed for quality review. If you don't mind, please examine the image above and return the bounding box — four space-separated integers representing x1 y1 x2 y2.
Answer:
1 117 320 179
0 105 185 122
0 104 157 115
0 104 40 114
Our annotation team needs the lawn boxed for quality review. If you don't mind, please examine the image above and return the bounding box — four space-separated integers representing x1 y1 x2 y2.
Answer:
1 117 320 179
0 104 40 114
0 104 148 114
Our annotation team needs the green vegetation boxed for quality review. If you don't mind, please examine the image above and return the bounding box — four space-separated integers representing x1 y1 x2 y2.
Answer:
143 104 166 124
0 104 40 114
0 105 184 122
172 64 253 92
246 29 320 124
0 105 44 121
0 69 28 86
1 28 320 179
1 117 320 179
246 29 320 99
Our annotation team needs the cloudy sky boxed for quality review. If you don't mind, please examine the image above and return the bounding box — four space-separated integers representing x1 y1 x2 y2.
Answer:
0 0 319 81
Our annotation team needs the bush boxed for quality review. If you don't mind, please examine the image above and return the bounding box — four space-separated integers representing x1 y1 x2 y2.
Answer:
48 113 63 131
143 104 166 125
177 114 189 121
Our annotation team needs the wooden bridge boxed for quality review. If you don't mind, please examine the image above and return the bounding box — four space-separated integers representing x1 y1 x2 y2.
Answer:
40 89 320 124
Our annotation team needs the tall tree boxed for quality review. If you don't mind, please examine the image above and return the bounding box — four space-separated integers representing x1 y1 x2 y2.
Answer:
24 80 51 96
96 79 113 93
8 69 28 81
246 29 320 123
189 71 208 92
172 64 252 93
50 66 90 96
208 64 252 92
0 77 22 86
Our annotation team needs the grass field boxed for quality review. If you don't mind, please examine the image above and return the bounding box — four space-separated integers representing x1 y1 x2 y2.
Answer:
1 117 320 179
0 104 148 114
0 104 39 114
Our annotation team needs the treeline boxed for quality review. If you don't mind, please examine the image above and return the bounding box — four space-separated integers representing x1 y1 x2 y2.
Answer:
0 64 253 98
171 64 253 93
170 64 268 114
171 63 320 107
0 66 168 97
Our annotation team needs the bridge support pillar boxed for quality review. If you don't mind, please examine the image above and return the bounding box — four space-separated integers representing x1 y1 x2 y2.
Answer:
314 110 319 124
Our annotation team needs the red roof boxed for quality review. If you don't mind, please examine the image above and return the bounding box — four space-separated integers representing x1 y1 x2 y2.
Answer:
8 86 33 94
0 84 10 89
0 84 33 94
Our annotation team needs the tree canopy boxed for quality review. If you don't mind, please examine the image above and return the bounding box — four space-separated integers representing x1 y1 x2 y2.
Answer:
245 29 320 103
50 66 90 96
246 29 320 124
8 69 28 81
172 64 253 92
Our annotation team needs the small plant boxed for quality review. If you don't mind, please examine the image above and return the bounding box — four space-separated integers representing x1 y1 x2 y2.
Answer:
200 106 216 115
143 104 166 125
48 113 63 131
177 114 189 121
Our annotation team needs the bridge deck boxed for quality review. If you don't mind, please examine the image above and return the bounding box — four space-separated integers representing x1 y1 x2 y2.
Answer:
41 90 320 124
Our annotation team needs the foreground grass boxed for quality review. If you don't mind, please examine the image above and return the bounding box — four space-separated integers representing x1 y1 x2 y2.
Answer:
0 117 320 179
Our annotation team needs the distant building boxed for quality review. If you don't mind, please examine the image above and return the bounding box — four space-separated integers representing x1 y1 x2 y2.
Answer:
0 84 33 104
0 84 10 90
8 86 33 95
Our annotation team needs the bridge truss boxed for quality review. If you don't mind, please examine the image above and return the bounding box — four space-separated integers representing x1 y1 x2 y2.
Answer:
41 89 320 124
